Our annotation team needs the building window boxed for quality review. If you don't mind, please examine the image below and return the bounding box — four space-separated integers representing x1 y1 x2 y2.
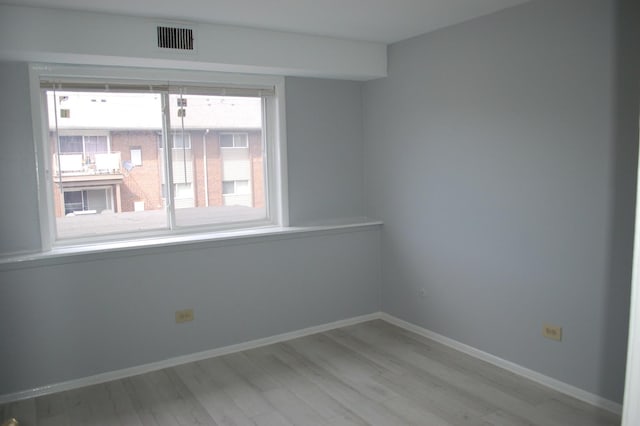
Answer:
59 135 109 159
222 180 250 195
220 133 248 148
172 133 191 149
34 65 284 245
63 188 112 215
157 133 192 149
130 147 142 166
174 183 193 198
63 190 86 215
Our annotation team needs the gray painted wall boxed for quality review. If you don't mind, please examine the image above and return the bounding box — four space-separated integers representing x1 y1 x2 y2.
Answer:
0 62 41 256
0 229 380 395
286 77 365 225
0 64 379 395
363 0 634 403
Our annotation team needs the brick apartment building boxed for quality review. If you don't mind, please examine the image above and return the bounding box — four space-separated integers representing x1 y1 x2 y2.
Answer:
48 92 264 218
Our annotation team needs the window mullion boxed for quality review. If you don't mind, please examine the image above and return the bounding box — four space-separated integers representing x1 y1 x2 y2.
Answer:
261 96 271 221
161 92 177 230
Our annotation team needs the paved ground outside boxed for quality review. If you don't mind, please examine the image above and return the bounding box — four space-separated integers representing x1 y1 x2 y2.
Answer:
56 205 267 239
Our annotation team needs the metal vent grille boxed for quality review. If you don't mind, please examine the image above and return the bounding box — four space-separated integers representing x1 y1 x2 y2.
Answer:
157 26 194 50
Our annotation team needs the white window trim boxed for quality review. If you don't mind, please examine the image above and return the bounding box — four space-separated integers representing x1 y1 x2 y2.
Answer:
62 186 113 214
130 147 142 166
222 179 250 196
220 132 249 148
173 182 194 199
29 63 289 252
56 132 111 158
172 132 191 150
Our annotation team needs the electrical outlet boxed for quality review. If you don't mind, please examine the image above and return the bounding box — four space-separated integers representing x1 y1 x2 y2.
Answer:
175 309 194 323
542 324 562 341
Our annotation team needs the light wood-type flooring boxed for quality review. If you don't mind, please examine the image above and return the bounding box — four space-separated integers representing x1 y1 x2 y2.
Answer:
0 320 621 425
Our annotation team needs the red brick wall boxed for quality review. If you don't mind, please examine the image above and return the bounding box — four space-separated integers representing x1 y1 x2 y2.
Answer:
249 132 265 209
191 130 223 207
49 135 64 217
110 131 163 212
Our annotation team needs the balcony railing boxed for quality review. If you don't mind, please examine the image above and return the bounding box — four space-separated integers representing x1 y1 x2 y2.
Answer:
53 152 122 176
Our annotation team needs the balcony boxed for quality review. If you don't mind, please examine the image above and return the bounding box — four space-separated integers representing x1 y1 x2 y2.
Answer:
53 152 124 186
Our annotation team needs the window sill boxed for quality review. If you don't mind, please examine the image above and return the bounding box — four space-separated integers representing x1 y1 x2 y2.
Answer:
0 218 383 271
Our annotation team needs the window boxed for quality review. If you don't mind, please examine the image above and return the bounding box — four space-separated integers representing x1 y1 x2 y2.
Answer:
220 133 248 148
63 188 112 215
222 180 251 207
130 147 142 166
33 65 286 246
174 183 193 198
56 135 110 172
172 133 191 149
222 180 250 195
59 135 109 157
156 133 192 149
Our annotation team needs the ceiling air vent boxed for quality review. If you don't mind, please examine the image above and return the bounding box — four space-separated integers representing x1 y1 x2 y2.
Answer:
157 25 194 50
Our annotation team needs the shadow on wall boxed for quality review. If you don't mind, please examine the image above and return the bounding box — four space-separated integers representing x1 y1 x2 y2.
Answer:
601 0 640 404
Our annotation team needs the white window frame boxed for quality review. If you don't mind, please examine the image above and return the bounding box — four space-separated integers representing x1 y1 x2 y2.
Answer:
173 182 194 199
222 179 250 195
172 133 191 150
29 64 289 250
130 146 142 166
58 134 110 156
220 132 249 148
62 186 113 215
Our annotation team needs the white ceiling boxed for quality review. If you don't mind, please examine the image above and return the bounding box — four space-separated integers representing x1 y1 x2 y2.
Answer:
1 0 530 44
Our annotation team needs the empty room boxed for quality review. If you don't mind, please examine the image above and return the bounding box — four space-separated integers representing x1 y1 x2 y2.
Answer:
1 0 639 425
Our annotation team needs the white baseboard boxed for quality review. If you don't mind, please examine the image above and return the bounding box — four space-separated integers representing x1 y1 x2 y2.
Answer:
0 312 381 405
379 313 623 415
0 311 623 416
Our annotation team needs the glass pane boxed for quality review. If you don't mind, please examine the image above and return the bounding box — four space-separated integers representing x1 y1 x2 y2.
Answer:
169 94 266 227
235 180 250 194
59 136 83 153
173 133 191 149
175 183 193 198
130 147 142 166
63 190 84 214
219 134 233 148
222 181 235 195
234 134 248 148
83 135 109 160
46 90 167 239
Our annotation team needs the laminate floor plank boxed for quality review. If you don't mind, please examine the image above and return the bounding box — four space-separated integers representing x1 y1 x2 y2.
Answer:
481 409 536 426
0 320 621 426
380 395 453 426
34 393 71 426
260 388 326 426
283 334 400 402
221 352 327 425
173 362 256 426
368 321 553 404
266 343 411 426
196 357 274 419
122 370 216 426
243 346 367 424
373 369 494 426
533 398 619 426
63 383 143 426
250 410 295 426
341 321 563 425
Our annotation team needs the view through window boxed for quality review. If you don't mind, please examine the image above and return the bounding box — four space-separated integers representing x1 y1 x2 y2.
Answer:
45 88 267 240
